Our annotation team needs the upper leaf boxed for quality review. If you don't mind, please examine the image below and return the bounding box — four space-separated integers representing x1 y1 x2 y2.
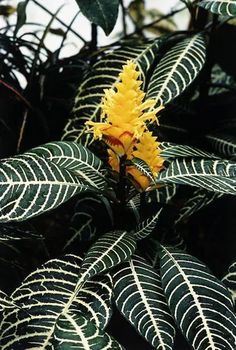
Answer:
160 246 236 350
160 142 218 159
75 0 119 35
146 34 206 106
199 0 236 17
157 158 236 194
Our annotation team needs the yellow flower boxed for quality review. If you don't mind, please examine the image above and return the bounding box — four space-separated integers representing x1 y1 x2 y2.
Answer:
108 131 164 191
86 60 163 156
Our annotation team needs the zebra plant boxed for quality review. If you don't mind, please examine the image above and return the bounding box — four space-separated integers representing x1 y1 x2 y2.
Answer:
0 0 236 349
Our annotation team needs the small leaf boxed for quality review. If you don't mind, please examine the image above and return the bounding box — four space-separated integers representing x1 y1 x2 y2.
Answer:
14 0 30 36
199 0 236 17
75 0 119 35
134 208 163 240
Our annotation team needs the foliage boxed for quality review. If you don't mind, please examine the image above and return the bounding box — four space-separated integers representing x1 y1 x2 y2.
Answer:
0 0 235 349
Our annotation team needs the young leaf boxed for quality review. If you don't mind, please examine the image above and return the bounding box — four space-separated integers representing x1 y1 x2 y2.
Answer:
113 254 175 349
75 0 119 35
77 231 137 287
199 0 236 17
157 158 236 195
0 255 113 348
146 34 206 106
53 313 124 349
160 246 236 350
134 208 163 240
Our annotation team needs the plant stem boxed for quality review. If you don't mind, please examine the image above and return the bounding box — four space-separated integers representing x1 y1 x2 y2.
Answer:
90 23 97 51
118 155 127 206
120 0 127 36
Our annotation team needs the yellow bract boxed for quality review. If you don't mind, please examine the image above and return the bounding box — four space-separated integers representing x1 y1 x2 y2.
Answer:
86 60 164 190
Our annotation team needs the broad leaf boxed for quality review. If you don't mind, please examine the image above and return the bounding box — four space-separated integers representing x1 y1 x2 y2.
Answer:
0 255 113 349
53 313 124 349
26 141 107 189
134 208 163 240
175 188 223 224
146 34 206 106
222 260 236 304
113 254 175 349
0 290 15 311
206 133 236 158
63 39 162 144
160 142 218 159
199 0 236 17
77 231 137 288
160 246 236 349
146 184 178 204
157 158 236 194
75 0 119 35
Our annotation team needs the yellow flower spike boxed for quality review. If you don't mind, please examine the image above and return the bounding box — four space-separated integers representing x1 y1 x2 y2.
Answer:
86 60 162 156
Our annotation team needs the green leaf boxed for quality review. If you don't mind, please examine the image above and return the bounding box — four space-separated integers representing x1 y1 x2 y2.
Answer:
75 0 119 35
53 313 124 349
0 290 16 311
26 141 107 189
159 142 218 159
113 254 175 349
157 158 236 194
63 39 162 144
130 157 155 184
146 184 178 204
134 208 163 240
146 34 206 106
160 246 236 349
77 231 137 288
0 255 113 348
209 64 236 96
206 133 236 159
175 188 223 224
222 260 236 305
199 0 236 17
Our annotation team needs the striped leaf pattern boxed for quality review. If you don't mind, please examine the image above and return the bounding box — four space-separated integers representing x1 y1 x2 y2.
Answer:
146 34 206 106
209 64 236 96
160 142 218 159
113 254 175 349
0 255 113 349
146 184 178 204
76 231 137 288
134 208 163 240
26 141 107 189
175 188 223 224
0 223 40 241
160 246 236 350
62 39 162 144
131 157 155 184
54 313 124 350
0 154 87 222
222 260 236 304
0 291 15 311
199 0 236 17
157 158 236 194
206 133 236 158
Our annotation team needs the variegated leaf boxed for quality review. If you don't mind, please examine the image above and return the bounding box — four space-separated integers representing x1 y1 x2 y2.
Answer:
76 231 137 288
0 255 113 349
175 188 223 224
222 260 236 305
159 142 218 159
134 208 163 240
206 133 236 159
53 313 124 349
113 254 175 349
0 290 16 311
157 158 236 195
26 141 107 189
63 39 162 144
199 0 236 17
160 246 236 350
146 34 206 106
